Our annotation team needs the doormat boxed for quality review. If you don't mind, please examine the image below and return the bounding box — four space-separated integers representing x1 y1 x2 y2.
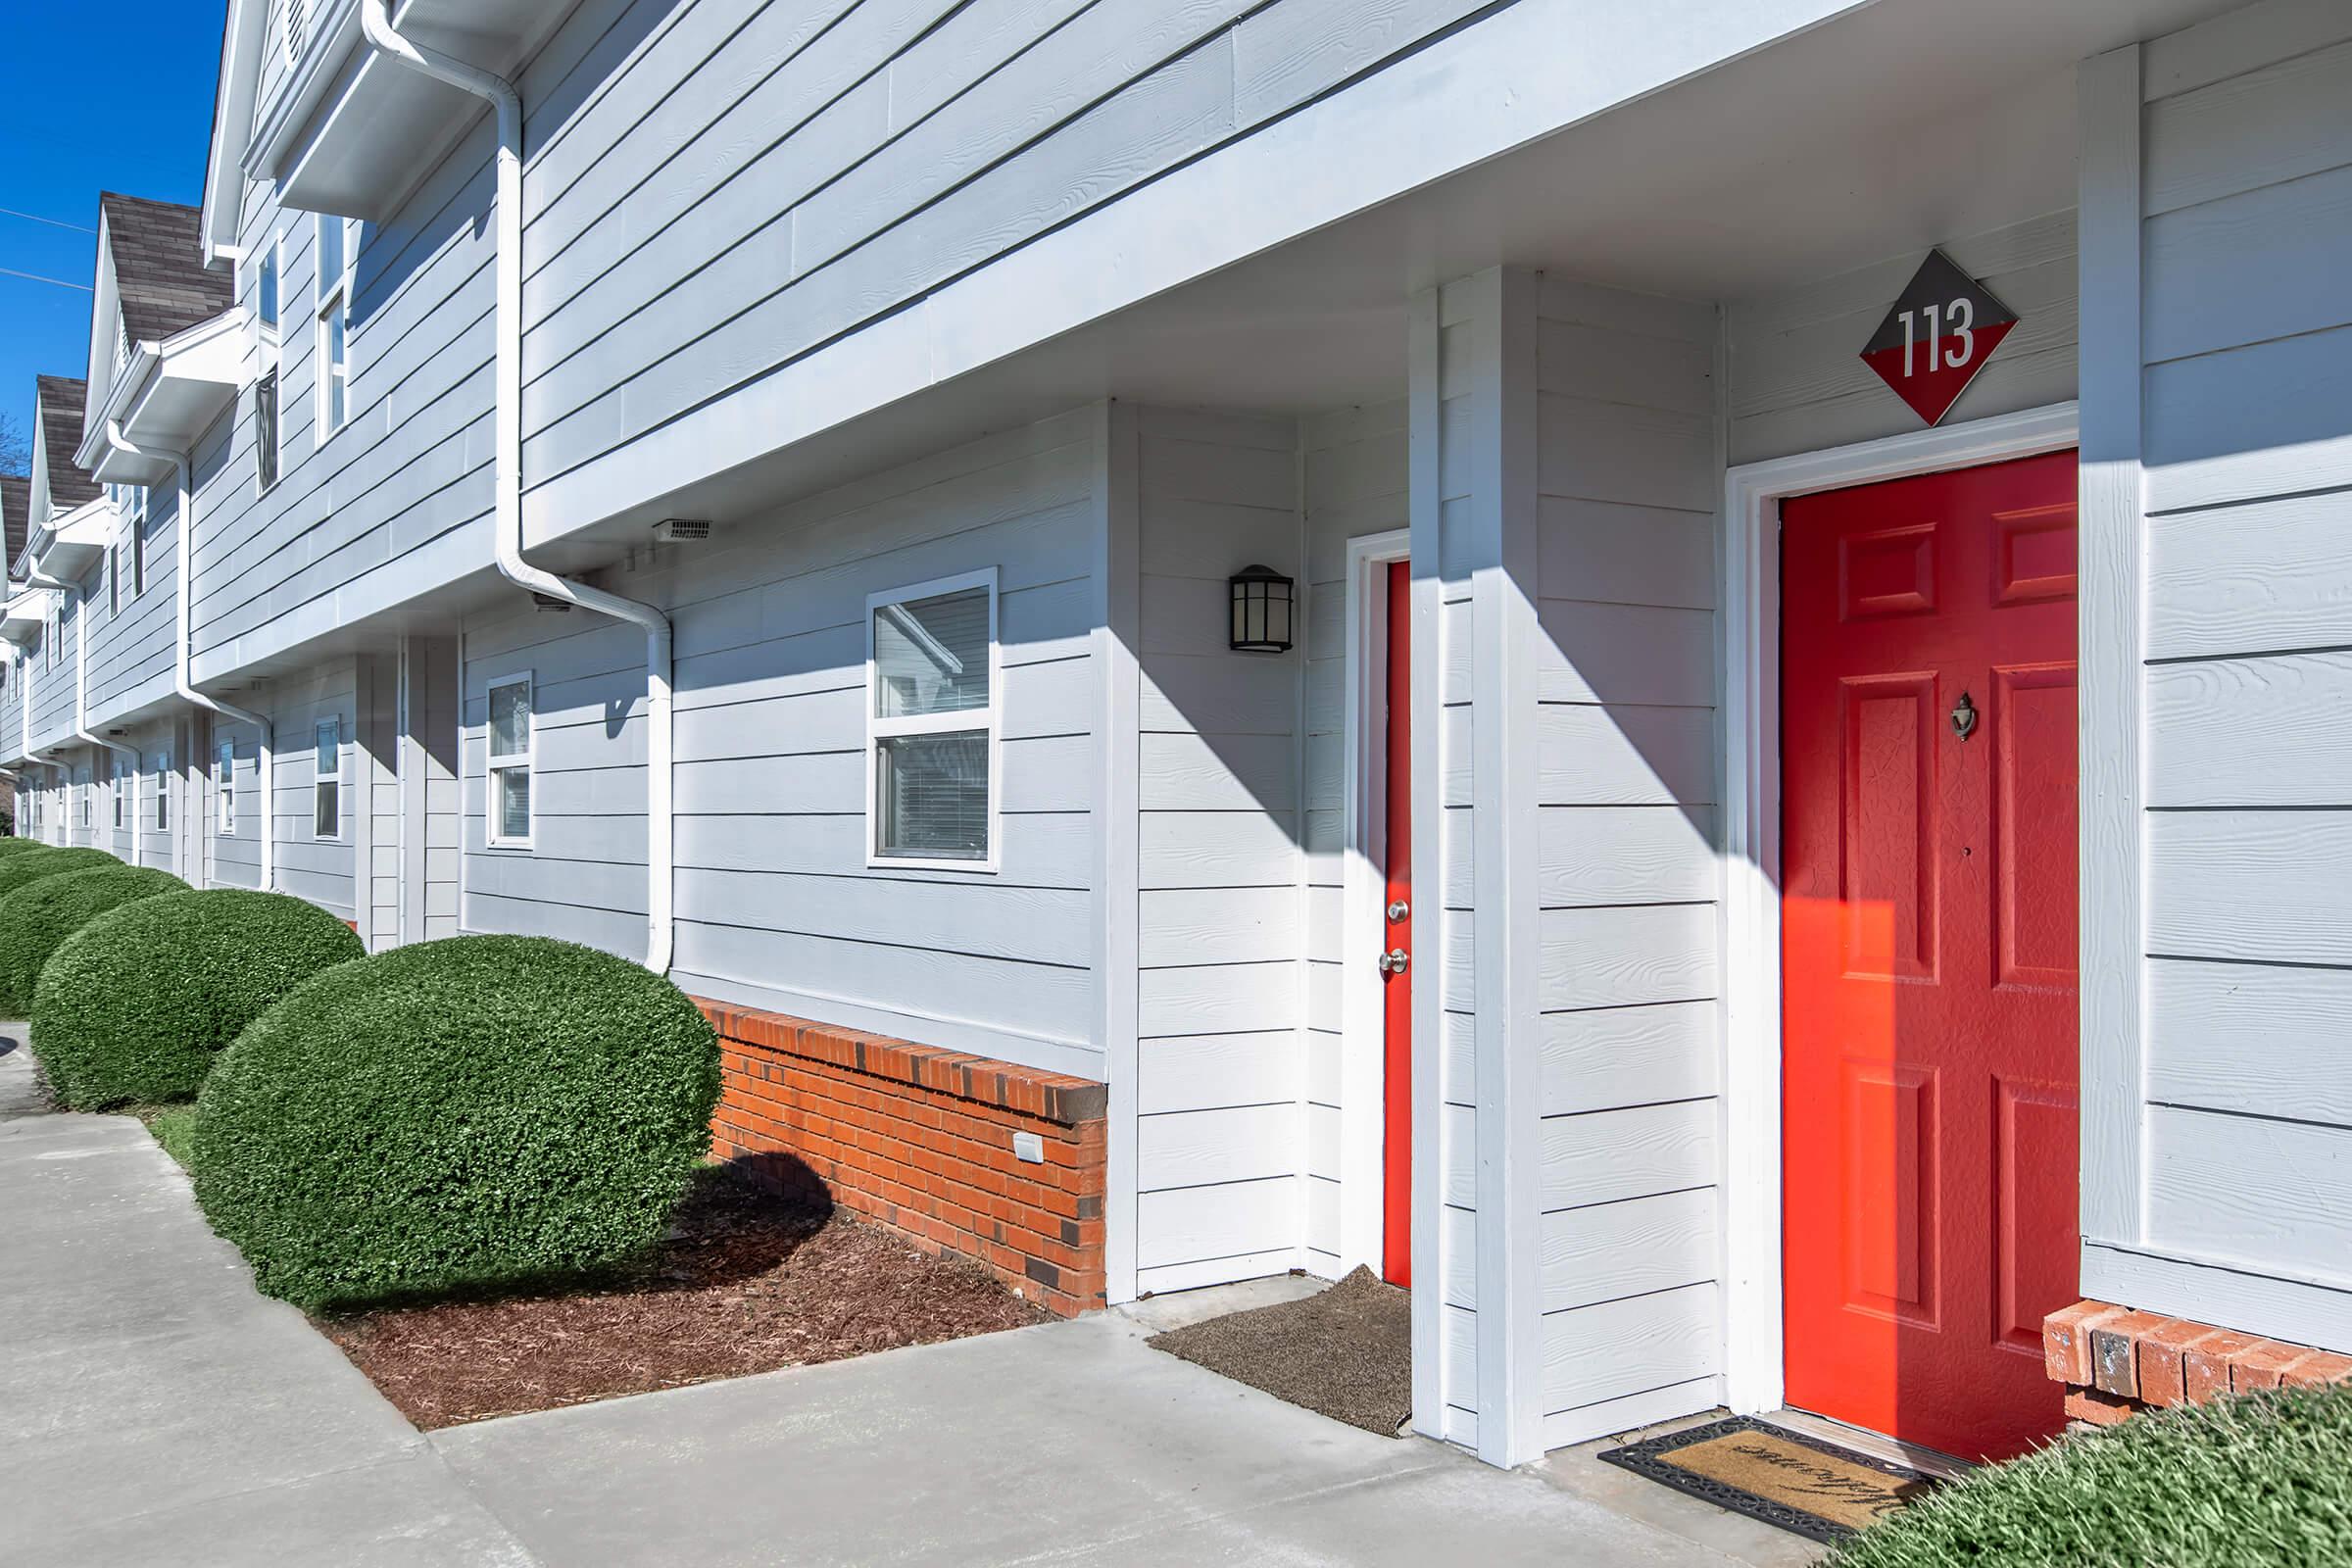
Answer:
1145 1265 1410 1438
1596 1416 1939 1544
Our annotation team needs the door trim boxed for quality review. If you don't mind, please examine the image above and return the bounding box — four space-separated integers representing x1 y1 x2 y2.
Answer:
1341 527 1413 1277
1719 401 2080 1418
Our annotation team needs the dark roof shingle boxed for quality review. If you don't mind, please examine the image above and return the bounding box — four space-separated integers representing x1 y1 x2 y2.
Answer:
36 376 101 513
102 192 233 346
0 474 28 565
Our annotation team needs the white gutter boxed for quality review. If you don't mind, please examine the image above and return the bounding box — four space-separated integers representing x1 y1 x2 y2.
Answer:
22 557 142 866
361 0 675 975
108 421 272 893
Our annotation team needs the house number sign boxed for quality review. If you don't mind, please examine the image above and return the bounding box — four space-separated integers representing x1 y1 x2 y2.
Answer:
1858 250 2019 427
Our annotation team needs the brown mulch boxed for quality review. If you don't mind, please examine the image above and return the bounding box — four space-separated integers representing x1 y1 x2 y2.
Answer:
318 1167 1050 1429
1146 1265 1412 1438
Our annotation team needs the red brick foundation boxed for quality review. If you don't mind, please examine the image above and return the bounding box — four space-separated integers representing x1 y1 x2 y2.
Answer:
2043 1300 2352 1426
698 1000 1107 1317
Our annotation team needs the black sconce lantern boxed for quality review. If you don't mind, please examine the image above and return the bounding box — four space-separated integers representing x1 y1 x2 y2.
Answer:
1228 564 1295 653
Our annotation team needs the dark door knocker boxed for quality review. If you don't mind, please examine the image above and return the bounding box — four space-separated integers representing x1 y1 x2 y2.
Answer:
1950 690 1978 742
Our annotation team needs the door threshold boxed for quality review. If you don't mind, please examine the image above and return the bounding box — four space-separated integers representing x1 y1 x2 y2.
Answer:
1765 1408 1975 1481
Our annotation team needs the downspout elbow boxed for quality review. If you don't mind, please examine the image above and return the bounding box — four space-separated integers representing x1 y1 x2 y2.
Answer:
363 0 673 975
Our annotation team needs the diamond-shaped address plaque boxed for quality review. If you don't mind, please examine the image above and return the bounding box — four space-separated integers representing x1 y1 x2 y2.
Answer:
1858 251 2019 427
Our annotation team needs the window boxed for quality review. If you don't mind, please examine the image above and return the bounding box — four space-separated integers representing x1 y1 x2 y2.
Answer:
256 368 280 490
155 752 170 831
257 234 282 491
316 216 356 441
131 513 145 598
866 570 998 867
218 740 235 834
108 542 121 615
77 768 91 829
486 674 532 847
112 758 124 829
257 240 279 336
314 719 341 838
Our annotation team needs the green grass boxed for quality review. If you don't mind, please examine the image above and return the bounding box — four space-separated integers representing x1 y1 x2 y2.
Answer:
142 1106 200 1171
1831 1383 2352 1568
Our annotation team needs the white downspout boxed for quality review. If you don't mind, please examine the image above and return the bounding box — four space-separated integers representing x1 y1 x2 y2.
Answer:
24 560 141 865
108 422 272 893
361 0 674 975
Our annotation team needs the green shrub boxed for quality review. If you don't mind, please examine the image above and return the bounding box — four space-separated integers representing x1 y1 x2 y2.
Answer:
1832 1383 2352 1568
0 846 113 904
0 837 50 856
194 935 720 1310
0 863 187 1017
31 889 365 1110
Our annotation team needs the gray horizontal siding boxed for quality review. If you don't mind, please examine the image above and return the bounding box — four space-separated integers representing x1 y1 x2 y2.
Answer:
2103 9 2352 1329
89 494 181 720
514 0 1509 490
458 409 1104 1073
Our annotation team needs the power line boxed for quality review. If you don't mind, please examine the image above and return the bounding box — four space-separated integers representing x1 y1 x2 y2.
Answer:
0 266 91 292
0 206 94 235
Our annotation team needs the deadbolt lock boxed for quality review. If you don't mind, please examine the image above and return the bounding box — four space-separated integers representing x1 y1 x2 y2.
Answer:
1378 948 1410 975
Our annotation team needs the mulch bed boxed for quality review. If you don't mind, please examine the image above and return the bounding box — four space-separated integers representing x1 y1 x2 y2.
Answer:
318 1167 1049 1428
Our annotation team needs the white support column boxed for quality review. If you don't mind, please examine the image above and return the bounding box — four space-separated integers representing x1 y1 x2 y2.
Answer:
2074 42 2147 1258
1095 401 1143 1304
1414 267 1548 1467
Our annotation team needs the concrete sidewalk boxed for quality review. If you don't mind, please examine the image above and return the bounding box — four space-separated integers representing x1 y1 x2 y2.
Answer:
0 1029 534 1568
4 1024 1806 1566
433 1281 1801 1567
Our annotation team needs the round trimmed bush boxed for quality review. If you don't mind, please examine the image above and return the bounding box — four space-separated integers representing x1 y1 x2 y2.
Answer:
32 888 365 1110
0 863 188 1016
0 846 114 904
194 935 720 1310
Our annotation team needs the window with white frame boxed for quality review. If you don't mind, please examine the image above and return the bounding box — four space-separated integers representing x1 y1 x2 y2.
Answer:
112 757 124 829
256 234 282 491
486 674 532 847
108 539 121 615
77 768 91 829
131 511 145 597
314 718 341 838
218 740 235 834
316 215 356 441
866 570 998 867
155 751 170 831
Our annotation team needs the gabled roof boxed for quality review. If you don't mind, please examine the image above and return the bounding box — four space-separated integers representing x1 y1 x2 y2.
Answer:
102 193 233 346
35 378 100 513
0 475 28 567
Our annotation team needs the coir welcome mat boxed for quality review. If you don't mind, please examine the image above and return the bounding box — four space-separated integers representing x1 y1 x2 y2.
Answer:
1596 1415 1939 1544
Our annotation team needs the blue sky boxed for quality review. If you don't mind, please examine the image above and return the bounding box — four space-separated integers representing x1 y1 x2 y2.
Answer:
0 1 227 471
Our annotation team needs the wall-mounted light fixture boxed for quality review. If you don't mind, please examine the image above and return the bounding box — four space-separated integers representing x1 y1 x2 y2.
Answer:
1228 564 1294 653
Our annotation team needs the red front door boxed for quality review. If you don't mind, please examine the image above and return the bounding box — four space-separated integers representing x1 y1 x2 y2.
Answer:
1781 451 2080 1462
1383 561 1413 1287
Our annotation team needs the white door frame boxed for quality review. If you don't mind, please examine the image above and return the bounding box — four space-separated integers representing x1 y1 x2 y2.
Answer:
1719 400 2080 1415
1339 527 1413 1274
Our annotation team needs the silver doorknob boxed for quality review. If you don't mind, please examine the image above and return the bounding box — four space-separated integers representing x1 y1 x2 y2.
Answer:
1387 899 1410 922
1378 948 1410 975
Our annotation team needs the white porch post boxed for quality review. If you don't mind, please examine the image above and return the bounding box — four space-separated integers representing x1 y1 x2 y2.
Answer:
1411 267 1547 1466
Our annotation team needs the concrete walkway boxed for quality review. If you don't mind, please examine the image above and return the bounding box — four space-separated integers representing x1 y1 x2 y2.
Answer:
0 1029 535 1567
4 1027 1808 1566
435 1281 1804 1567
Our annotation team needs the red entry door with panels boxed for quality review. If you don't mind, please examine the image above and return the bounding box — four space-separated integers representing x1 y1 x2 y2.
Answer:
1382 561 1413 1287
1780 451 2080 1463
